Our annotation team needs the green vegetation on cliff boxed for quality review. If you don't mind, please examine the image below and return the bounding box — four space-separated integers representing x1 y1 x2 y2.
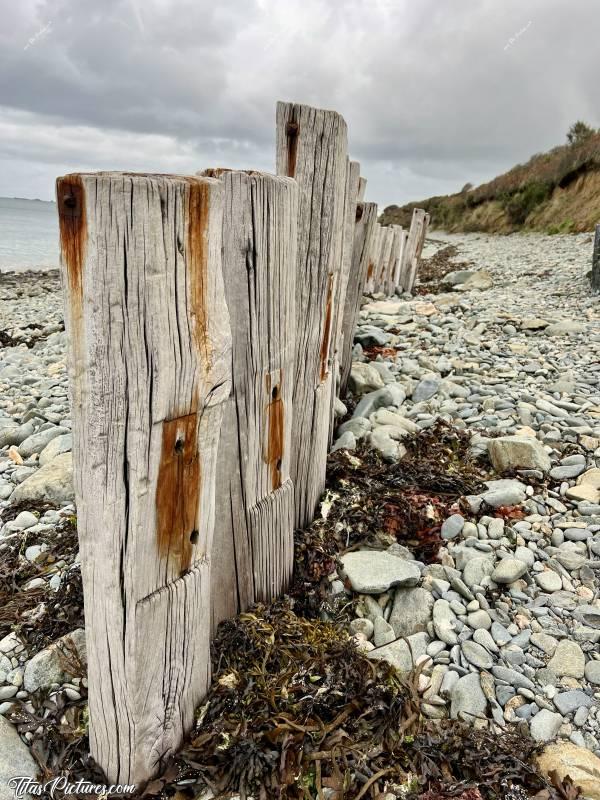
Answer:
383 122 600 233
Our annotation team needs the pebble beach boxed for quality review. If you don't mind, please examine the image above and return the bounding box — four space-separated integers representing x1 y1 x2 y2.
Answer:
1 231 600 794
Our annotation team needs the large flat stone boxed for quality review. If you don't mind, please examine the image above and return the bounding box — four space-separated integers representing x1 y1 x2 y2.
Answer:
537 742 600 799
488 436 551 473
389 587 434 638
339 551 421 594
0 716 39 800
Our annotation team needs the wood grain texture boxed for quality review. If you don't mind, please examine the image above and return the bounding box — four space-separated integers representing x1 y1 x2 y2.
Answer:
384 226 401 295
330 159 360 423
374 226 394 293
276 101 348 528
339 201 378 393
57 172 231 786
389 225 405 293
365 224 382 294
402 208 430 293
204 170 298 627
357 177 367 202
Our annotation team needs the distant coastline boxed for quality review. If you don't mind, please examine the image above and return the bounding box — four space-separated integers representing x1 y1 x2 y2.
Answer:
1 196 56 204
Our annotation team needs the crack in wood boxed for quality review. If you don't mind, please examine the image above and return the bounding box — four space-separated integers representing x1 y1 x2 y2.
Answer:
187 180 212 371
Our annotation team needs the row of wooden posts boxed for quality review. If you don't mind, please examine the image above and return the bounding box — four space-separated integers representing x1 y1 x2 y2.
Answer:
364 209 429 297
56 101 429 785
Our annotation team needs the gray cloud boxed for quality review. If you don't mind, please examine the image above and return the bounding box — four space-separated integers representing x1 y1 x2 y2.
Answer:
1 0 599 206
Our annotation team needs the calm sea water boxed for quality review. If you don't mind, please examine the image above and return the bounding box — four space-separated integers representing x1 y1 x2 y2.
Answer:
0 197 59 271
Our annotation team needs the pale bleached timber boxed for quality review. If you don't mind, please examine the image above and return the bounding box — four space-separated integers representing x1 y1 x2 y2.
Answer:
403 208 430 293
276 101 348 528
330 159 360 420
375 225 394 293
57 172 231 786
390 226 406 293
365 224 381 294
385 226 402 295
357 176 367 202
200 169 298 628
339 201 378 394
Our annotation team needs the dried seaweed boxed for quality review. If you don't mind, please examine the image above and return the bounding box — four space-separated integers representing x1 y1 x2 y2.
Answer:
290 422 486 617
0 513 83 654
415 244 473 294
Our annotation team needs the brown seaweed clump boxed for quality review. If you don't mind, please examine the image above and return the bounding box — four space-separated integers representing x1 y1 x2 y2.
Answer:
291 421 486 618
137 604 571 800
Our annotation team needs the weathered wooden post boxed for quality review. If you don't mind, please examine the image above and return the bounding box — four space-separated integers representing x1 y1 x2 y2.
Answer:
403 208 430 293
365 224 382 294
340 201 378 394
384 225 402 295
276 101 348 528
375 226 394 293
329 159 361 422
389 226 406 293
592 223 600 293
57 172 231 785
357 176 367 202
199 169 298 627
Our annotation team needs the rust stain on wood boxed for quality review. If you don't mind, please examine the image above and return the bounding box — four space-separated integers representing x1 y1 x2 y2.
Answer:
187 180 212 369
265 375 284 490
57 175 87 319
285 119 299 178
155 414 200 574
319 274 334 382
366 261 374 280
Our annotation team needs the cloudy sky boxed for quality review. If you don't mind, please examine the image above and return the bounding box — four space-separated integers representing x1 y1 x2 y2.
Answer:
1 0 598 208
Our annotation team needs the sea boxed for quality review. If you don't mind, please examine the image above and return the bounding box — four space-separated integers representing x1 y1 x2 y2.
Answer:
0 197 59 272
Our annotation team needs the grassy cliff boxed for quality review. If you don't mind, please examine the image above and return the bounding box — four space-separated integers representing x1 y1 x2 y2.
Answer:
382 129 600 234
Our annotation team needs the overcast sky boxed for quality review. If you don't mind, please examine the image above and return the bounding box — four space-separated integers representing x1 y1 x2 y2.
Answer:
1 0 598 208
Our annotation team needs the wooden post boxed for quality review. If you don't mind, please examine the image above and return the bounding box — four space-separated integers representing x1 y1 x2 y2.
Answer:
57 172 231 785
199 169 298 627
403 208 430 293
592 223 600 294
339 201 378 394
390 225 406 293
375 226 394 293
365 224 381 294
384 225 402 295
329 159 360 423
276 101 348 528
357 176 367 202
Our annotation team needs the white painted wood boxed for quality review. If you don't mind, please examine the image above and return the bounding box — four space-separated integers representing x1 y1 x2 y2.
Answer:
340 201 378 393
276 101 348 528
201 169 298 627
57 172 231 786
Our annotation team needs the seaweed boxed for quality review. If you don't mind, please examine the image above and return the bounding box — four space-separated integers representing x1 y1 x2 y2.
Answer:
290 422 486 618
